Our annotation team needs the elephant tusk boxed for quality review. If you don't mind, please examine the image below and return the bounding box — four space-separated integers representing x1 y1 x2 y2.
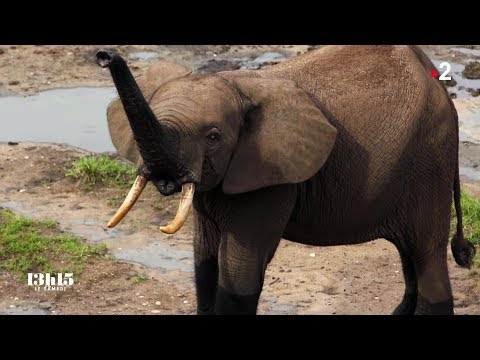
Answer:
107 175 148 228
160 183 195 234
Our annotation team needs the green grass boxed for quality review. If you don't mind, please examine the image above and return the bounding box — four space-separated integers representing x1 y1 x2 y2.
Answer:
0 210 107 278
65 155 136 190
131 274 147 283
457 189 480 246
107 198 119 207
452 189 480 268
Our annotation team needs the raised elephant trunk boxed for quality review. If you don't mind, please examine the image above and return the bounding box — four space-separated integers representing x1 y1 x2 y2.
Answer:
96 50 170 170
97 50 194 234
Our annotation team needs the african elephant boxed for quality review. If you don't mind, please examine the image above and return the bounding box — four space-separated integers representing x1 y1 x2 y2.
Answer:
97 46 475 315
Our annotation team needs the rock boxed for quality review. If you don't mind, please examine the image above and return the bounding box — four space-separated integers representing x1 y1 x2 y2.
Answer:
449 92 457 99
468 88 480 97
0 48 4 55
8 80 20 86
444 76 457 87
155 301 161 305
463 61 480 79
309 253 316 257
7 141 18 146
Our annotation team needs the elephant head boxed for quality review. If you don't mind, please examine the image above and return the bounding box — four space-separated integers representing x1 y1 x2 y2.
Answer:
97 50 337 234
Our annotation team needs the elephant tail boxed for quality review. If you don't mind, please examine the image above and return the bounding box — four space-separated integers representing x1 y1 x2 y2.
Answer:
451 154 476 268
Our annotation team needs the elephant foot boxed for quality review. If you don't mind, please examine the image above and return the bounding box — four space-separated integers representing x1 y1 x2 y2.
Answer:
197 306 216 315
392 293 417 315
414 294 454 315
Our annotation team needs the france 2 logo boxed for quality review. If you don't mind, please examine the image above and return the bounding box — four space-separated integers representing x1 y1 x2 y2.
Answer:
27 273 74 291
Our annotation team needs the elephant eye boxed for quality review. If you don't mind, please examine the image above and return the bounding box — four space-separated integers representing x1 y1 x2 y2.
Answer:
206 129 221 144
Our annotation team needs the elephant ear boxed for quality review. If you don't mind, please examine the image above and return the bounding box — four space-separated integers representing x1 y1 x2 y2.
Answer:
222 77 337 194
107 60 192 164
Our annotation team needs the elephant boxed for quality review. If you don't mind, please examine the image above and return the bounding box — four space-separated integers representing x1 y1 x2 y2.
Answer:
96 45 476 315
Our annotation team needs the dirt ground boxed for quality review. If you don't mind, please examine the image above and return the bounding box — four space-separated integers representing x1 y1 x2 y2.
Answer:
0 45 479 315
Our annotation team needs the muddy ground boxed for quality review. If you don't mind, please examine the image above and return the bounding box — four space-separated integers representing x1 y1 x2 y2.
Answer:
0 45 479 315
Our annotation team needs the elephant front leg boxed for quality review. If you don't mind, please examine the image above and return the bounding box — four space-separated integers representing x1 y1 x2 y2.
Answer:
194 220 221 315
214 185 296 315
195 255 219 315
215 233 280 315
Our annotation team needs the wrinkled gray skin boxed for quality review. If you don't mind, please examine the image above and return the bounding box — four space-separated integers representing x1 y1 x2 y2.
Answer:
103 45 475 315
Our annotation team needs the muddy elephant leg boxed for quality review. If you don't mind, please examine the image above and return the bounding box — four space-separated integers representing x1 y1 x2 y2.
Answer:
214 185 296 315
194 216 221 315
392 243 417 315
413 246 453 315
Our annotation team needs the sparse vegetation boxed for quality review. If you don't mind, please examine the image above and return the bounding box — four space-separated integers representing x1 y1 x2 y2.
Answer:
65 155 136 190
0 209 107 278
107 198 119 207
132 274 147 283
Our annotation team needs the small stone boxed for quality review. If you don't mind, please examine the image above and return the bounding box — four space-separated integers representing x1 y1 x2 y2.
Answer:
0 48 4 55
183 300 188 304
151 310 160 314
9 305 15 308
7 141 18 146
142 302 148 306
155 301 161 305
309 253 316 257
374 296 379 300
468 88 480 97
8 80 20 86
18 189 26 193
135 293 140 296
449 92 457 99
14 297 18 300
463 61 480 79
24 155 29 159
139 295 144 299
51 310 56 313
444 76 457 87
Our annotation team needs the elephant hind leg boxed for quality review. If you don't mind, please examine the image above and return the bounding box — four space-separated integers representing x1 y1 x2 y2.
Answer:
412 245 453 315
391 241 417 315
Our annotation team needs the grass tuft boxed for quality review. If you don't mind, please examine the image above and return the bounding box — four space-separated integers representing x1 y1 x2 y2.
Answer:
132 274 148 284
65 155 136 190
459 189 480 246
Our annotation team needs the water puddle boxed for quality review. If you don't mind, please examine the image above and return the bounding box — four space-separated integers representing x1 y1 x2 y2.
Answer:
0 200 39 216
0 304 50 315
431 59 480 98
114 240 193 273
459 110 480 144
239 52 287 70
0 87 118 153
451 47 480 57
460 166 480 182
129 51 159 62
262 296 297 314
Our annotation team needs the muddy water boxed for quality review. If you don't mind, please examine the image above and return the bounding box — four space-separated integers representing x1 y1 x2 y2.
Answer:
0 87 117 153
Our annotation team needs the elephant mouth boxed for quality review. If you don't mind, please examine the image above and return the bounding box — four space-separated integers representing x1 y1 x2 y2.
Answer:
151 178 183 196
106 165 197 235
